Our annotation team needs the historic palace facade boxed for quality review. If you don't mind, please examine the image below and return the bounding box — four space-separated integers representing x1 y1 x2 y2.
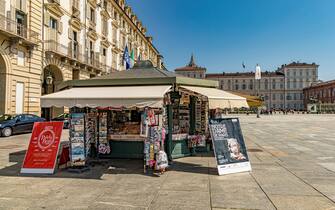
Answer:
175 56 319 110
303 80 335 111
0 0 163 116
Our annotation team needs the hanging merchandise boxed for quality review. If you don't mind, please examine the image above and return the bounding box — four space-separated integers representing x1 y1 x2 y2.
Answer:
149 144 155 167
69 113 86 166
140 111 148 137
155 150 168 171
147 108 156 126
98 112 111 155
85 113 97 157
188 135 207 148
143 109 167 173
195 100 202 133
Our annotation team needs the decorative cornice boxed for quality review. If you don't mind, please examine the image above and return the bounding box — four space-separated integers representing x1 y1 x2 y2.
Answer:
88 0 97 8
45 3 64 17
69 18 82 31
87 29 98 41
101 39 111 48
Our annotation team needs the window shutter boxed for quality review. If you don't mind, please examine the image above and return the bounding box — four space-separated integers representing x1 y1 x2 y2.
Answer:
44 13 50 27
21 0 27 13
58 21 63 34
68 28 73 40
87 6 90 20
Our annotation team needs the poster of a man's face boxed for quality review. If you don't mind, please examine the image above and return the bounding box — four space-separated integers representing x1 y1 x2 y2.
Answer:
227 138 246 161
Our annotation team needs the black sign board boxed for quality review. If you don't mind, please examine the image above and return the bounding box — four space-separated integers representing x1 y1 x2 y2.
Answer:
209 118 251 175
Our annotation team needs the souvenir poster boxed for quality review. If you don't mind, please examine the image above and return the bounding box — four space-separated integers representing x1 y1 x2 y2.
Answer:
70 113 86 166
85 113 97 156
71 143 85 165
209 118 251 175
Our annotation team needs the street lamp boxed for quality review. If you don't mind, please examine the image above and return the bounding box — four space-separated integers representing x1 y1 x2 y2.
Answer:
46 74 53 85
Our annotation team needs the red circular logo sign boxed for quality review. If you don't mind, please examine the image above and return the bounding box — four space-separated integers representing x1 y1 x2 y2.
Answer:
37 129 55 150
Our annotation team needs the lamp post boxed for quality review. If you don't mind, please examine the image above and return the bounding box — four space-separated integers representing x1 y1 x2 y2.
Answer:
255 64 262 118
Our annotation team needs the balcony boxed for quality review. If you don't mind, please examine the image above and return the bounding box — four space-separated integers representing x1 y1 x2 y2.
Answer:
44 40 69 57
0 14 39 45
45 40 112 73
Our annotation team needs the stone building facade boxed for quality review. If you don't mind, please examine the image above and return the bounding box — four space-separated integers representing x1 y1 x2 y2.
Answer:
303 80 335 108
175 57 319 110
0 0 163 116
278 62 318 110
0 0 42 115
206 72 286 110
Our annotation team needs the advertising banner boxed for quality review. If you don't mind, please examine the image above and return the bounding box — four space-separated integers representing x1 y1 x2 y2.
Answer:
21 121 64 174
209 118 251 175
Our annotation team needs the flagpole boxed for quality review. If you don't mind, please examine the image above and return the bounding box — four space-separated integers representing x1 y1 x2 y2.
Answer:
255 64 261 118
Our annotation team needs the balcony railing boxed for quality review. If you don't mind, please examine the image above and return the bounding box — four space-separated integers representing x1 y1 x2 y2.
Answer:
45 40 69 56
0 14 39 44
44 40 112 73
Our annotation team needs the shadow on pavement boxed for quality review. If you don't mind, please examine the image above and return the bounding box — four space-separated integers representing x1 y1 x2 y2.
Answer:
0 150 217 179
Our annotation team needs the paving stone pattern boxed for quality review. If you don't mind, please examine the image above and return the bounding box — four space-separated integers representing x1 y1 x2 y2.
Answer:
0 115 334 210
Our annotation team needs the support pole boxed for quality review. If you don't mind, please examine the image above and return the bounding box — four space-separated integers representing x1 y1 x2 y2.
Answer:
166 105 173 161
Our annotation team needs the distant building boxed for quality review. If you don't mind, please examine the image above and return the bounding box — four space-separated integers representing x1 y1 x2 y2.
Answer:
175 55 206 79
175 57 319 110
206 71 286 110
277 62 319 110
303 80 335 110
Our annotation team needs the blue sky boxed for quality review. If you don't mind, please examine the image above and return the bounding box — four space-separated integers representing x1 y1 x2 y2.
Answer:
127 0 335 80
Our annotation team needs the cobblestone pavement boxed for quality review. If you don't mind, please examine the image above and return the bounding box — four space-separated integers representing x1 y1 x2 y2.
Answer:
0 115 335 210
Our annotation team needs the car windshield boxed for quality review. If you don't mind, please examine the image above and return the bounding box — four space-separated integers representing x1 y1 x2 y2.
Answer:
0 115 16 121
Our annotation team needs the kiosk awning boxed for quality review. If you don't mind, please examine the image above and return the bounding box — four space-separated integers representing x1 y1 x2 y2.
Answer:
41 85 172 108
180 86 249 109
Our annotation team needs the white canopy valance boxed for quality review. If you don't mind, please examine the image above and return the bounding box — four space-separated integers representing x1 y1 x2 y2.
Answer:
180 86 249 109
40 85 172 108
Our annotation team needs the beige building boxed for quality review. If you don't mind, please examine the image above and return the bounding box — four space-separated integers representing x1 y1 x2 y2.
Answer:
206 72 286 109
277 62 318 110
0 0 42 115
0 0 163 117
42 0 163 118
175 57 319 110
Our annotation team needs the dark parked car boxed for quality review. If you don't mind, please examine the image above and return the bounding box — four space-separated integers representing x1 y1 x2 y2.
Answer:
52 113 70 129
0 114 46 137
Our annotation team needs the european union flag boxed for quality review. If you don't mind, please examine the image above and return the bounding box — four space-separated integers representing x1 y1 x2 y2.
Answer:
122 45 131 70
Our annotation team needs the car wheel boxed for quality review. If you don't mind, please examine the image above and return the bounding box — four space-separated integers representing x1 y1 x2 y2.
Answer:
2 127 12 137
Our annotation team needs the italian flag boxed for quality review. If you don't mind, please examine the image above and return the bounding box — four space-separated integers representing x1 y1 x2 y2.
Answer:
130 49 135 68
